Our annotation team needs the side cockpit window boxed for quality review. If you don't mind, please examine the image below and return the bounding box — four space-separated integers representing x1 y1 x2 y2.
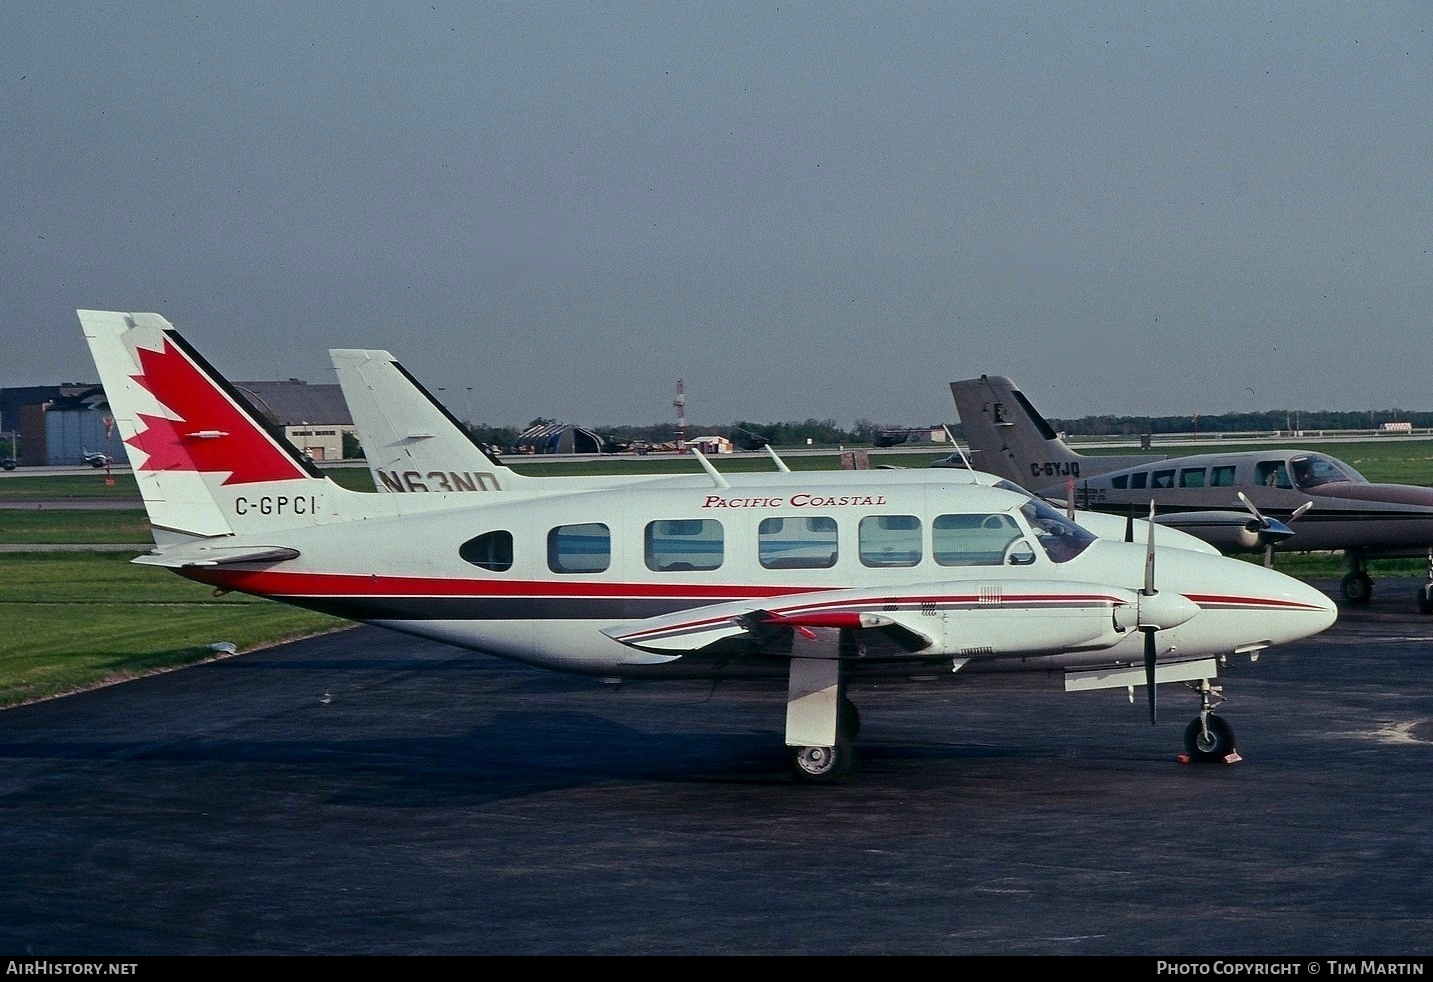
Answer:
1256 461 1292 489
933 513 1024 566
1019 499 1096 563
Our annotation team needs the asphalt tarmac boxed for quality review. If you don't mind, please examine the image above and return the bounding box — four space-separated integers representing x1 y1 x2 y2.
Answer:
2 578 1431 956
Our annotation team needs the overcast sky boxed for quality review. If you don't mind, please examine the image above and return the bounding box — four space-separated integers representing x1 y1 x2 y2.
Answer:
3 2 1430 429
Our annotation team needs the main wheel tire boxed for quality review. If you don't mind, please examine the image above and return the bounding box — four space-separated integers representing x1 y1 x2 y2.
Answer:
789 737 854 784
1416 586 1433 616
1342 572 1373 605
1184 715 1236 763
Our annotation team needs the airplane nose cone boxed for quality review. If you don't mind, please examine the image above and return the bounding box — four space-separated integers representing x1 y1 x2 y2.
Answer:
1257 568 1338 643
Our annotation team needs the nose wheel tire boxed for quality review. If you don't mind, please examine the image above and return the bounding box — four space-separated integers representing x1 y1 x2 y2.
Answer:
789 737 853 784
1183 715 1236 763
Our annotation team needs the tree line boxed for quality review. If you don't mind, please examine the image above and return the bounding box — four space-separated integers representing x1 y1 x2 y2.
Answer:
420 409 1431 457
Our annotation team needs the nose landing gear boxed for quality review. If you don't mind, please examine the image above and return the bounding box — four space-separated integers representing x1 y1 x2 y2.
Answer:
1181 678 1241 764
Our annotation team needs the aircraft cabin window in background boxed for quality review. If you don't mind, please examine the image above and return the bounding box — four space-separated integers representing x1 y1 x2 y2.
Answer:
1179 468 1206 488
932 513 1022 566
758 516 838 570
858 515 922 567
1256 461 1292 489
1020 498 1096 563
1111 475 1128 489
1130 472 1148 490
459 530 514 572
1211 465 1237 487
1152 469 1176 489
645 519 723 572
547 523 611 574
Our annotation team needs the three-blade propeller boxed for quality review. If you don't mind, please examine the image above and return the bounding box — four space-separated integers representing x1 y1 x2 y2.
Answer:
1129 501 1202 724
1238 491 1312 567
1141 501 1159 724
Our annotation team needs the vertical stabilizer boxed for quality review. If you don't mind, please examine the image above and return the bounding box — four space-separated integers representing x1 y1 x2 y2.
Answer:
78 309 330 539
329 349 525 495
950 374 1163 491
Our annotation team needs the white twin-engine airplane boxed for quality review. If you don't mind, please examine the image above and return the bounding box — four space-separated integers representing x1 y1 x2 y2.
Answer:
79 310 1337 782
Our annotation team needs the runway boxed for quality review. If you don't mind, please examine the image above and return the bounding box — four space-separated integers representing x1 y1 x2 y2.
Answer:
1 579 1430 956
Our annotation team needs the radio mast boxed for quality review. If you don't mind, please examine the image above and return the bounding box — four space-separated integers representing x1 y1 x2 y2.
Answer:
674 379 686 451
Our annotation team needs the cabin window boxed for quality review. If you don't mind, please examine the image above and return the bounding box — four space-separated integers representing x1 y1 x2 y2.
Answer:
1211 465 1237 487
858 515 922 567
1151 469 1176 489
547 523 610 574
1130 472 1148 490
933 513 1022 566
645 519 723 572
759 516 837 569
1111 475 1128 490
1179 468 1206 488
459 530 514 572
1256 461 1292 489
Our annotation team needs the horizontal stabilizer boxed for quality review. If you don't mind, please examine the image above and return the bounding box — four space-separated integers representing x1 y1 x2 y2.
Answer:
133 545 301 569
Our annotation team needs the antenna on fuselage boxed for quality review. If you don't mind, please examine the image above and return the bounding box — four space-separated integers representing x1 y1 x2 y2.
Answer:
941 425 973 469
764 443 791 473
690 446 730 488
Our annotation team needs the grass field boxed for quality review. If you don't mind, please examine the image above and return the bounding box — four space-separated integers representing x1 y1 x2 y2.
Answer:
0 551 348 709
4 438 1431 710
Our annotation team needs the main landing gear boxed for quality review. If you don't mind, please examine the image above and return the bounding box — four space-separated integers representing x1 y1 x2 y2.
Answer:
787 694 860 784
783 631 865 783
1181 678 1239 763
1344 549 1433 614
1340 567 1373 606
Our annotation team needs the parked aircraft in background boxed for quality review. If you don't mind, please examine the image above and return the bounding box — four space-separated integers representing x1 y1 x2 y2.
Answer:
951 373 1433 610
77 310 1337 781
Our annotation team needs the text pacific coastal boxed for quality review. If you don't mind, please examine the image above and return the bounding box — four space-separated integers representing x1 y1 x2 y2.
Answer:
701 493 890 509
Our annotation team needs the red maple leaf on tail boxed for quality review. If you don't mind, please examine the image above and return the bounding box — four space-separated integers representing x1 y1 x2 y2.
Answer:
126 338 307 485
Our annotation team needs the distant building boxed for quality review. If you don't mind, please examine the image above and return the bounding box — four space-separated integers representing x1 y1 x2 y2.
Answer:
232 379 355 462
688 434 733 454
0 378 355 466
874 426 951 448
0 384 108 466
513 421 605 455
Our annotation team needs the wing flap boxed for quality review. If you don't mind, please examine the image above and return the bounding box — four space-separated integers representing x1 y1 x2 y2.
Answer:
601 590 936 656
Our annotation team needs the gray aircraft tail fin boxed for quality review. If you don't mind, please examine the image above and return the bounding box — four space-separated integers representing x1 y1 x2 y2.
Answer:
949 374 1163 491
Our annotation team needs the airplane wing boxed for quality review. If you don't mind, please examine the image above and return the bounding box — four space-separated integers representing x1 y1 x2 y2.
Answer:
1152 510 1294 552
602 579 1156 660
603 600 933 656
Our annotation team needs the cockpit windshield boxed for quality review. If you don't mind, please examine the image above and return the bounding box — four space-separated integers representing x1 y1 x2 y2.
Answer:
1019 498 1097 563
1289 453 1365 490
